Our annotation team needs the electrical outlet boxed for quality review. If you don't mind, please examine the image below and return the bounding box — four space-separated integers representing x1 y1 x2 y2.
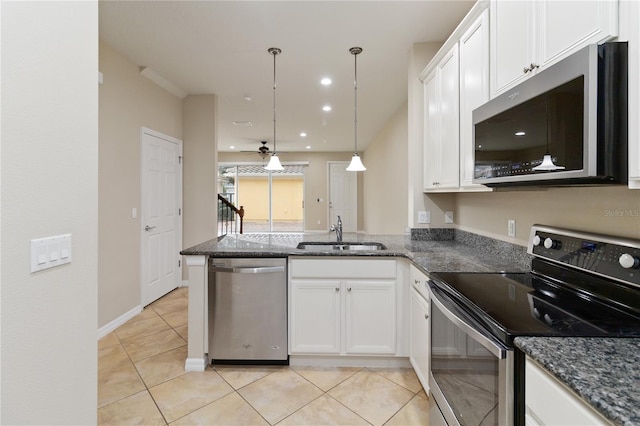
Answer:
445 211 454 224
508 219 516 237
418 210 430 224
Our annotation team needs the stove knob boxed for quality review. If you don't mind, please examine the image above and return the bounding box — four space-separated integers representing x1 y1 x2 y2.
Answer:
533 235 541 246
619 253 640 269
544 238 562 250
543 313 554 326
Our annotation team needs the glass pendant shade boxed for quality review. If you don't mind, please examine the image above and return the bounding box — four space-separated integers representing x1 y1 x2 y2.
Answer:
346 153 366 171
532 154 565 171
265 154 283 171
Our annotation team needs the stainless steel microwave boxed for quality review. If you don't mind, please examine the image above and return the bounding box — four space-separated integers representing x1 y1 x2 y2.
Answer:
472 42 627 187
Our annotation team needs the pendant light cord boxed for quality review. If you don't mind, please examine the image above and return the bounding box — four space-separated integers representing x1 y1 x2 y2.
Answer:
350 47 362 154
269 47 281 155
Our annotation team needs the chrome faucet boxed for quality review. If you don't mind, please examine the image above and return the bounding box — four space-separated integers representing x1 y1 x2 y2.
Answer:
330 215 343 242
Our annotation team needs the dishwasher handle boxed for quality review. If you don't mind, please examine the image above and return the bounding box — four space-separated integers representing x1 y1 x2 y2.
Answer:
209 265 285 274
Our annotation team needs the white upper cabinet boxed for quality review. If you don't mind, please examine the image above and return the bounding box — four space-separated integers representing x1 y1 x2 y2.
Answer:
423 44 460 192
420 1 490 193
459 9 492 191
490 0 619 97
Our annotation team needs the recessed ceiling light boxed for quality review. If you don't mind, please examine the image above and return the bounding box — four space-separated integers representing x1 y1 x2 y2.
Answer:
229 146 235 149
306 146 311 149
244 95 253 101
300 132 307 137
515 131 526 136
321 77 332 85
322 105 332 112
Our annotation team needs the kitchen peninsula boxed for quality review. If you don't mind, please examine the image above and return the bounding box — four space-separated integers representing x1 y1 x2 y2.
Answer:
181 231 640 425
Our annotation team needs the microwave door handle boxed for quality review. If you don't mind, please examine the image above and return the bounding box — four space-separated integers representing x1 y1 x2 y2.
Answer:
209 265 285 274
429 284 507 359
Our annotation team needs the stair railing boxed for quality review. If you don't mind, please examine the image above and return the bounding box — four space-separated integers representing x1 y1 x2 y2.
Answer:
217 194 244 235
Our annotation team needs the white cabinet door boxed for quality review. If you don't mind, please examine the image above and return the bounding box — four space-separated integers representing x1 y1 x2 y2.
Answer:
424 44 460 191
439 44 461 190
538 0 618 69
525 357 611 425
290 279 341 354
459 9 492 191
345 280 396 354
490 0 618 97
410 287 430 392
423 70 440 191
490 0 535 97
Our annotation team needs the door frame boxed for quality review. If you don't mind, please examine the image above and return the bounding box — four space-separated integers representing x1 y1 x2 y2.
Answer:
140 127 183 306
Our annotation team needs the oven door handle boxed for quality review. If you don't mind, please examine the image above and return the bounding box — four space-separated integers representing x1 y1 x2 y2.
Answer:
429 282 508 359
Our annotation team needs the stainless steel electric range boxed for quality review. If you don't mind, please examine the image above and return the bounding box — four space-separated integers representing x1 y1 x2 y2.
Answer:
428 225 640 426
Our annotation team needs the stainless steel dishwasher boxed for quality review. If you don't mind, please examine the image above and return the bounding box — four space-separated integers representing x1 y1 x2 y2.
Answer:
208 257 288 364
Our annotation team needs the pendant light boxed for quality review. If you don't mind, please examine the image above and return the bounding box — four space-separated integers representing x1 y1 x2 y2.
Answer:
532 98 565 171
265 47 284 171
346 47 366 172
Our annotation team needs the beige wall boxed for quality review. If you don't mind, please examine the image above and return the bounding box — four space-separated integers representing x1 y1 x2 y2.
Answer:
1 2 98 423
183 95 217 251
362 103 409 235
219 152 354 230
98 42 183 327
456 186 640 245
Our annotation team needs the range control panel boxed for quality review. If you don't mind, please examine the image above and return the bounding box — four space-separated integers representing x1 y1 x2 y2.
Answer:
528 225 640 287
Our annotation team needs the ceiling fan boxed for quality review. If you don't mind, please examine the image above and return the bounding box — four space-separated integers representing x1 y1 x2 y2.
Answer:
241 141 286 159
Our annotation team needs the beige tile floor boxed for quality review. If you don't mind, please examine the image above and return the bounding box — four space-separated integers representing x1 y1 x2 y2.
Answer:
98 287 430 425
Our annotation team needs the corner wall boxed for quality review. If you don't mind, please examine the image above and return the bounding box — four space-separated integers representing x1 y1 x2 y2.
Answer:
1 2 98 423
183 95 217 250
98 42 183 327
362 103 409 235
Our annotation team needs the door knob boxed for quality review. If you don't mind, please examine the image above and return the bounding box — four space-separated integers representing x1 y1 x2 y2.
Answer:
144 225 156 231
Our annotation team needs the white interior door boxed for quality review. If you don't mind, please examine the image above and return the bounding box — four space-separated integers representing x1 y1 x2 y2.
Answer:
141 128 182 306
328 162 357 232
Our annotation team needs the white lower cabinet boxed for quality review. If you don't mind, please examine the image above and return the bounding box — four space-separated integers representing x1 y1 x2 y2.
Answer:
409 286 430 390
525 356 612 425
289 258 397 356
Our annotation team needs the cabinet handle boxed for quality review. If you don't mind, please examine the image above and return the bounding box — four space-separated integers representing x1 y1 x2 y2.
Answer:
530 63 539 71
414 280 420 284
347 287 352 292
335 287 339 291
523 66 531 74
425 314 430 320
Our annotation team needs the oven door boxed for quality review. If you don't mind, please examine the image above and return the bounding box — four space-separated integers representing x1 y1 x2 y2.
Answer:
429 284 514 426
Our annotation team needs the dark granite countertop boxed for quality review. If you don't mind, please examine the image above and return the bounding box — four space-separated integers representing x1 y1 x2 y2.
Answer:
515 337 640 426
180 232 531 273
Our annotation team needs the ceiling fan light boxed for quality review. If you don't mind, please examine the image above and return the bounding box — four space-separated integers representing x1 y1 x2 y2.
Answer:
346 153 366 171
265 154 284 171
532 154 565 171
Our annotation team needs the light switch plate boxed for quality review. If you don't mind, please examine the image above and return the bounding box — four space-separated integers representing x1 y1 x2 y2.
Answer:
508 220 516 237
417 210 430 224
445 211 454 224
31 234 72 273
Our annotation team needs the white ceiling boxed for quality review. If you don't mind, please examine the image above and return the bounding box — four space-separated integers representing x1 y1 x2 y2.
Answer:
99 0 474 154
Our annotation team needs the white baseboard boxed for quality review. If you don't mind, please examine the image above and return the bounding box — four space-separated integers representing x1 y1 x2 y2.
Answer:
97 305 142 340
185 357 207 371
289 355 411 368
181 280 189 287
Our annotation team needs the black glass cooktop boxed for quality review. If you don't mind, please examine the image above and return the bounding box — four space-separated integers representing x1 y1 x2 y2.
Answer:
430 266 640 345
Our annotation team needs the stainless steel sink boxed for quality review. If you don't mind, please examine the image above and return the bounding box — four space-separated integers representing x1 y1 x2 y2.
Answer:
296 242 387 251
